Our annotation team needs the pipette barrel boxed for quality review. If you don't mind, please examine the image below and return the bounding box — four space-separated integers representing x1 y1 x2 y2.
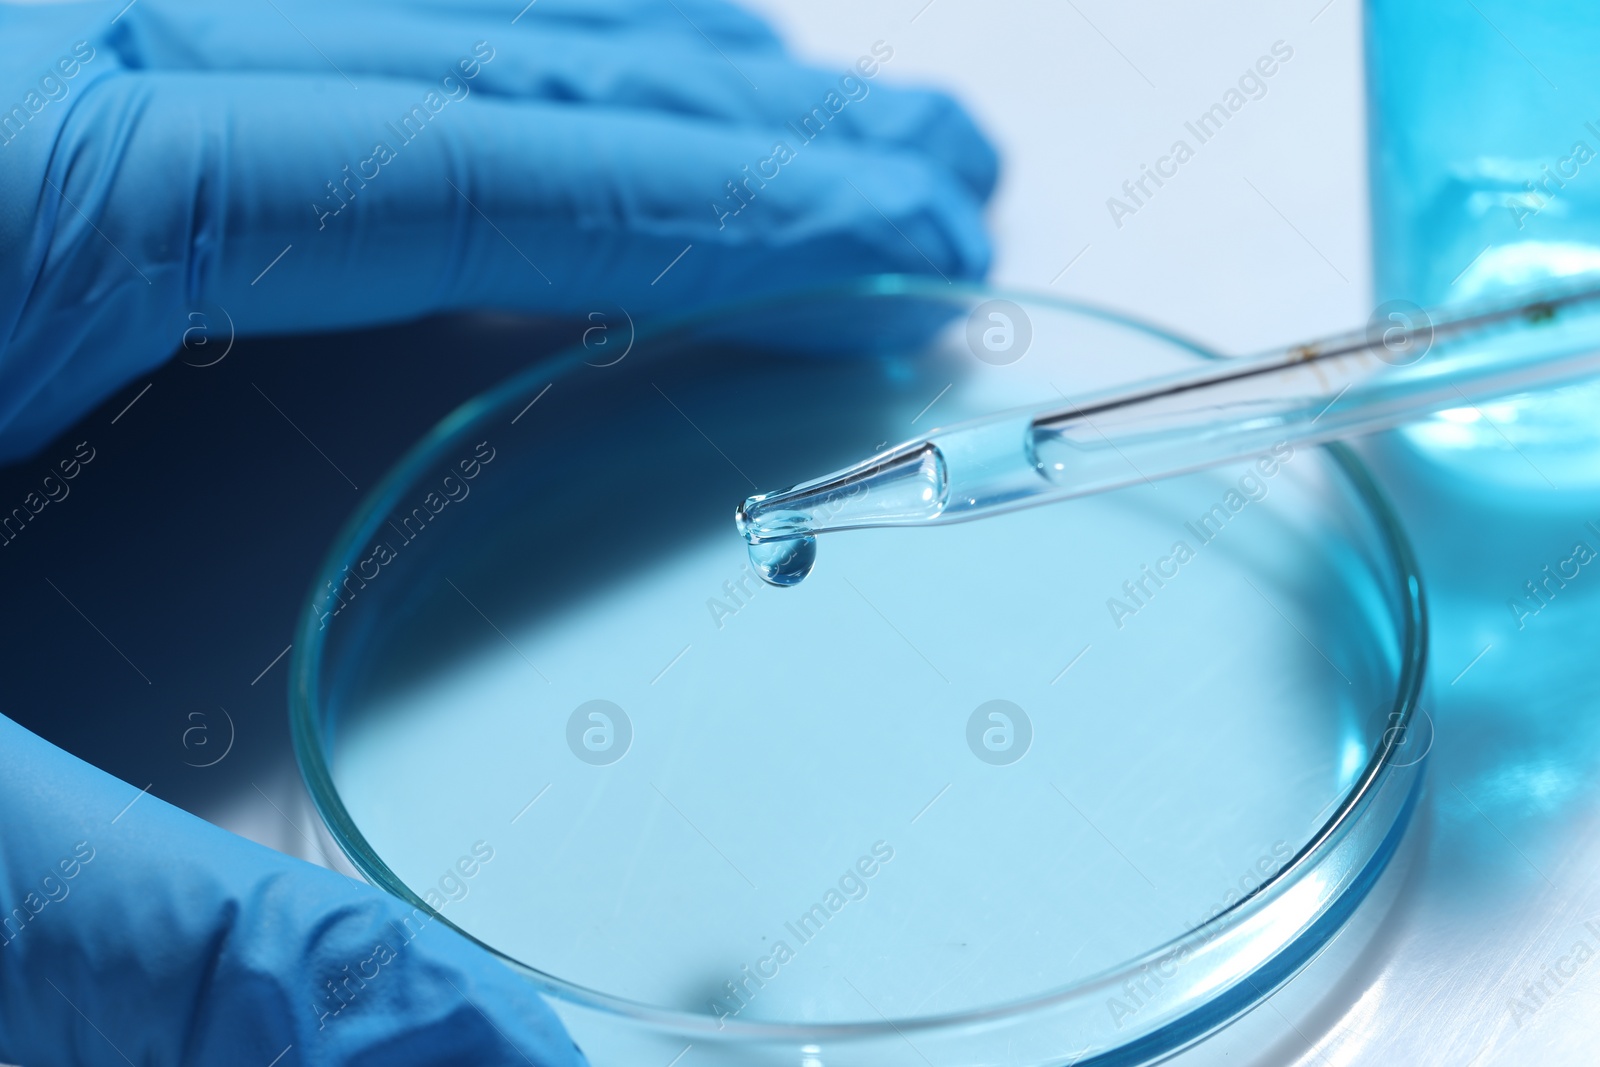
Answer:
738 282 1600 550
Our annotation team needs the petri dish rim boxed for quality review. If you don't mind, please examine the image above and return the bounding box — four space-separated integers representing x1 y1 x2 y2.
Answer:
289 275 1429 1056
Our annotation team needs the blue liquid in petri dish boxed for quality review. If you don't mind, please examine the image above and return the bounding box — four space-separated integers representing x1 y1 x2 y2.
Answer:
300 288 1421 1066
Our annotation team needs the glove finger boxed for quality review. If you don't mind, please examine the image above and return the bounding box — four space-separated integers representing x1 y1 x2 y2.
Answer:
394 0 782 49
102 8 995 200
0 72 990 459
108 0 784 62
6 0 780 62
0 714 586 1067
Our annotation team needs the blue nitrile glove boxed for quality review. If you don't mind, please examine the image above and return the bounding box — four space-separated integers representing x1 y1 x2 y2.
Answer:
0 714 586 1066
0 1 997 1063
0 0 996 464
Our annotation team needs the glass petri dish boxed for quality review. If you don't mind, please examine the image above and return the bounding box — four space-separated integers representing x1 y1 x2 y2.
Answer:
292 278 1427 1066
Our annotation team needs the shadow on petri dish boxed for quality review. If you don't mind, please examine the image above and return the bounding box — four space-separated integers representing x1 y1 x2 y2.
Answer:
319 339 945 714
319 289 998 715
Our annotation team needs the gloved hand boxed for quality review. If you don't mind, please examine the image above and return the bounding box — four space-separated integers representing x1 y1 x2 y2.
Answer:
0 0 996 463
0 715 590 1066
0 1 997 1063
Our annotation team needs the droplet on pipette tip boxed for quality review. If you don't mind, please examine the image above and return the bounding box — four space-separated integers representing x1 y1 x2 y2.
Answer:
747 535 817 587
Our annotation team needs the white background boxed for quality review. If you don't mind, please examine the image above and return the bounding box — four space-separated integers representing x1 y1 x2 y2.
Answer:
748 0 1372 351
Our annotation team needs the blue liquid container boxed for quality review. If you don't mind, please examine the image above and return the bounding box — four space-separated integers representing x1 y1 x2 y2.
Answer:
1365 0 1600 481
1367 1 1600 304
1362 3 1600 863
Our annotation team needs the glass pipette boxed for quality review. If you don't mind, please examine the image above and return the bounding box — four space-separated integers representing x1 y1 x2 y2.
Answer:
735 282 1600 586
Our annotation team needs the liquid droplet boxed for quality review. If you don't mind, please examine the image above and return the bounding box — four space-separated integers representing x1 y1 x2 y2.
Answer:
748 535 817 587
